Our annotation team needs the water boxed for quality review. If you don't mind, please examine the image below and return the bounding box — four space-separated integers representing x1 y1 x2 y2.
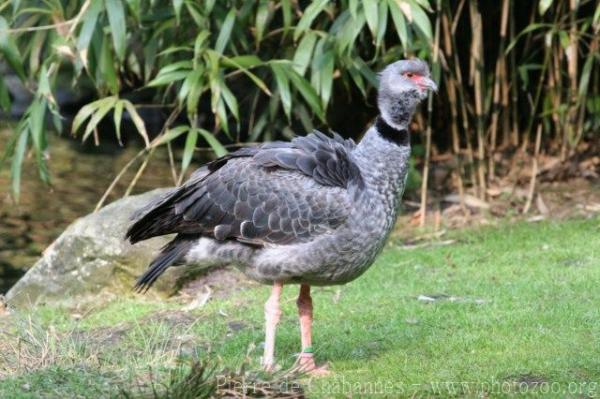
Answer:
0 123 178 294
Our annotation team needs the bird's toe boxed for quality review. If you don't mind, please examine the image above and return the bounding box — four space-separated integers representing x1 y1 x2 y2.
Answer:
295 353 331 377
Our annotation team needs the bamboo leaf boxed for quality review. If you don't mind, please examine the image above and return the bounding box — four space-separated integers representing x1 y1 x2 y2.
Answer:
105 0 127 61
412 0 432 12
353 57 378 87
185 2 204 26
149 61 192 87
147 70 189 87
72 97 115 134
11 129 28 202
220 80 239 121
181 128 198 174
349 0 359 19
294 0 328 41
281 0 292 37
193 30 210 63
29 100 46 153
210 50 271 95
215 8 236 54
178 71 193 104
376 0 389 47
0 16 26 80
29 100 49 184
77 0 102 53
506 23 552 54
319 51 334 108
255 0 269 45
198 128 227 157
216 96 230 135
153 125 189 147
578 55 594 96
271 62 292 119
539 0 553 15
363 0 379 37
186 67 205 119
158 46 194 57
347 63 366 97
113 100 124 145
100 34 119 94
222 54 264 68
29 30 46 75
173 0 184 23
1 129 18 168
0 74 11 111
558 30 569 50
155 60 193 74
292 32 317 75
388 0 409 48
407 0 432 39
83 97 118 143
285 68 325 121
335 10 366 54
36 65 52 100
123 100 150 147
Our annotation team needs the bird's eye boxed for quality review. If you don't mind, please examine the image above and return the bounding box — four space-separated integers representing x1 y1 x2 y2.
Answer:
405 72 414 78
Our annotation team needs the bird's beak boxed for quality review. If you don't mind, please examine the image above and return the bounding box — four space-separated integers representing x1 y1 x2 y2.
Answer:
418 76 438 92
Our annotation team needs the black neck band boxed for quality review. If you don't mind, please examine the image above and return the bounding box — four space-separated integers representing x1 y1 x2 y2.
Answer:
375 117 410 146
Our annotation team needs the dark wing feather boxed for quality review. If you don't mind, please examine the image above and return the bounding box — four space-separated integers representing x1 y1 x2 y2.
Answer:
253 131 362 189
134 234 196 292
126 131 357 245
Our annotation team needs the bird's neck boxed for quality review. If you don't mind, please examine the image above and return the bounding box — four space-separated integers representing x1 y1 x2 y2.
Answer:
377 89 420 131
374 116 410 146
354 116 411 161
352 116 412 199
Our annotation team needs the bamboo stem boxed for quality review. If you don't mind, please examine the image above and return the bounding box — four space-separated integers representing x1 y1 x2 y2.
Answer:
419 0 442 227
469 0 487 199
441 9 466 212
488 0 510 181
564 0 580 159
447 4 478 197
523 124 542 214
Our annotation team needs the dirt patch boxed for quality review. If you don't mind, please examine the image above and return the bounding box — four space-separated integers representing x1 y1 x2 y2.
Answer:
178 266 256 301
72 324 130 348
393 178 600 244
142 309 198 326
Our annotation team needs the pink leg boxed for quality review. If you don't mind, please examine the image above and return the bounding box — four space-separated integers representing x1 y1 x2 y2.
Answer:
296 284 330 375
262 281 283 371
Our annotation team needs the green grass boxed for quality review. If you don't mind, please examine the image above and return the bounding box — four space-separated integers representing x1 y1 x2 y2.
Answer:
2 217 600 398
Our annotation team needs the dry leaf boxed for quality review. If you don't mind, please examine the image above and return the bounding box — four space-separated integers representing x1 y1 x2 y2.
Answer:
487 186 502 197
182 286 212 312
444 194 490 209
536 194 549 215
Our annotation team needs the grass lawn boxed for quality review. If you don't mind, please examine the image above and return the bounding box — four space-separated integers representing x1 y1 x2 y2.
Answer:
1 217 600 398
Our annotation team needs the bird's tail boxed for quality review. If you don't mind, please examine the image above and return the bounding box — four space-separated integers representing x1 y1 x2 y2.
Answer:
134 235 196 293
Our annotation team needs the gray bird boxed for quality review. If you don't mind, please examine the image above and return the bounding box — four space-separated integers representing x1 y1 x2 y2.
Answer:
126 59 437 374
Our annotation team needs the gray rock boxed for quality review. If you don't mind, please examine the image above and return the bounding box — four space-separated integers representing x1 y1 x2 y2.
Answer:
6 188 189 307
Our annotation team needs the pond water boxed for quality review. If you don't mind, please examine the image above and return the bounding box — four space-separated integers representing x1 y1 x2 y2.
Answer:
0 122 178 294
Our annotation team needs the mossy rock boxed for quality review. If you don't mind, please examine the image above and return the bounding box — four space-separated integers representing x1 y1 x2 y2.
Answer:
5 189 196 307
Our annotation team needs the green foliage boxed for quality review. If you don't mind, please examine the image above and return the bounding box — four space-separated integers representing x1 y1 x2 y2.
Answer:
2 217 600 397
0 0 599 200
0 0 433 198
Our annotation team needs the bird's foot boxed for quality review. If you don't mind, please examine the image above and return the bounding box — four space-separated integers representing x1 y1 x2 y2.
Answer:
295 353 330 377
262 359 276 373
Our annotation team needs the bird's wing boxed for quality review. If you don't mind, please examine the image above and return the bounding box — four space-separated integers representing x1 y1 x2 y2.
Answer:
126 131 359 245
253 130 362 189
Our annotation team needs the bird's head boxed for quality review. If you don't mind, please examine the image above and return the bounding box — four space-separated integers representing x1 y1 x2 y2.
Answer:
377 59 437 130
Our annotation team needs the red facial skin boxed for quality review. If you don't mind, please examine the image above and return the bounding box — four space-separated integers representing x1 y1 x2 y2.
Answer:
403 72 429 92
